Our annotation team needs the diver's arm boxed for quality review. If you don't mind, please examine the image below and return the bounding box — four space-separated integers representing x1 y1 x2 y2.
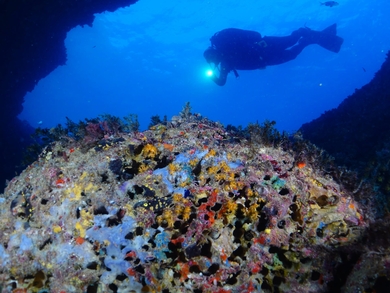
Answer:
211 63 229 86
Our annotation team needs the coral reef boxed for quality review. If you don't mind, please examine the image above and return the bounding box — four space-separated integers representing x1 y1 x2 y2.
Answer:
0 113 375 293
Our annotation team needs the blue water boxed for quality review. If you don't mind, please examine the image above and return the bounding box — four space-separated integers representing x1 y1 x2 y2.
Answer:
18 0 390 133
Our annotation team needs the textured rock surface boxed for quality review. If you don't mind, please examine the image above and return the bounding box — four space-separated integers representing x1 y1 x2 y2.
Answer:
0 115 370 292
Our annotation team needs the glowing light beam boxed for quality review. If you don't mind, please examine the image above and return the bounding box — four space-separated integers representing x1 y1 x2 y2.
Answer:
206 69 213 77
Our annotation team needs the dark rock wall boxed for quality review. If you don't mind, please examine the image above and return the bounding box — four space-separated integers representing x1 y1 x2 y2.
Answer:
0 0 138 192
300 51 390 171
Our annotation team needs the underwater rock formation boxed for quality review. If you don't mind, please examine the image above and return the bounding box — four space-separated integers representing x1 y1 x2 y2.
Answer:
0 0 138 192
0 114 373 292
0 0 138 117
300 51 390 171
300 51 390 218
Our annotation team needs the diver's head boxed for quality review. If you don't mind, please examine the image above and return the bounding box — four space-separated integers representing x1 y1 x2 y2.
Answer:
204 47 222 65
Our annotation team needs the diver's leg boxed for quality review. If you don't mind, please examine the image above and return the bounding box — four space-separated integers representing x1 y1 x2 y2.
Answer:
262 28 308 50
263 43 306 66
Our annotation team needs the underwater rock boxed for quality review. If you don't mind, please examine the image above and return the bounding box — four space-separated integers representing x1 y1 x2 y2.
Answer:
0 114 378 293
300 51 390 218
300 51 390 171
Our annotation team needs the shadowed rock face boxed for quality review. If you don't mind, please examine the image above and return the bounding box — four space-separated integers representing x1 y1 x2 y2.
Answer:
0 0 138 191
300 51 390 170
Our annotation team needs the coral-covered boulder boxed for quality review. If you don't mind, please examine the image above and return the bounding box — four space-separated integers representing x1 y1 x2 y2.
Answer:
0 115 370 292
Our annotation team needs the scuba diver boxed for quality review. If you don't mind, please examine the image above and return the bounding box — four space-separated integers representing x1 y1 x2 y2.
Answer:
204 24 343 86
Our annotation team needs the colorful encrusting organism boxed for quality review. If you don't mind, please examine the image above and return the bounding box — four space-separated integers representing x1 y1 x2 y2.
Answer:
0 111 381 293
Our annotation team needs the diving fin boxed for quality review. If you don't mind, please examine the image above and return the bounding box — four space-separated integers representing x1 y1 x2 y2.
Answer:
317 23 343 53
300 23 344 53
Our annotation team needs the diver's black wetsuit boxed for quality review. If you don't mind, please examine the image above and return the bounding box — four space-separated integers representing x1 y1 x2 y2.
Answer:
206 26 342 86
210 28 307 86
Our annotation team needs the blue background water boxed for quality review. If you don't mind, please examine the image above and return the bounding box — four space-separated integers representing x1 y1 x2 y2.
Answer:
18 0 390 133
